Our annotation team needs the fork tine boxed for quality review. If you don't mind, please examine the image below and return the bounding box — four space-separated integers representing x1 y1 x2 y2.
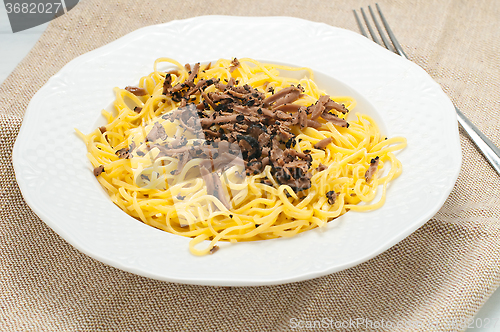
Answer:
368 5 395 53
353 10 368 38
375 3 408 59
360 7 382 46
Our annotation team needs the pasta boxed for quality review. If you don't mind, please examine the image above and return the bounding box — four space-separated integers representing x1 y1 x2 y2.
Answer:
76 58 406 255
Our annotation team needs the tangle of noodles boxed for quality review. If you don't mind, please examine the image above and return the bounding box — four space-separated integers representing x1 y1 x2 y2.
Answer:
76 58 407 256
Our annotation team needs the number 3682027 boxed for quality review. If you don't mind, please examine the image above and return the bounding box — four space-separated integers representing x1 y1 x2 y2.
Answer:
5 2 63 14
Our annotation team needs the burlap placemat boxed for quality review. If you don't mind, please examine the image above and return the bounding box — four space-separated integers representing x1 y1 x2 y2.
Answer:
2 0 500 331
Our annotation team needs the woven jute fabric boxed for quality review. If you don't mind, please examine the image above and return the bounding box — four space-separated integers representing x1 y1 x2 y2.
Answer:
1 0 500 331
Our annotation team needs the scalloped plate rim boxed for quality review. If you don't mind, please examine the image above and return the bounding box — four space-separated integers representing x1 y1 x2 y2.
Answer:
12 15 461 286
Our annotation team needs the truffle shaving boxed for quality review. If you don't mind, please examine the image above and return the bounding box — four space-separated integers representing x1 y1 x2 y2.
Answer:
365 156 380 182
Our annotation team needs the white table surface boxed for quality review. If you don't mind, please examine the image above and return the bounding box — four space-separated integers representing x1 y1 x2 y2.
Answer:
1 4 499 330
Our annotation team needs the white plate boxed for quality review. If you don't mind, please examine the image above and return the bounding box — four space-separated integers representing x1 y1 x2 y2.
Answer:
12 16 461 286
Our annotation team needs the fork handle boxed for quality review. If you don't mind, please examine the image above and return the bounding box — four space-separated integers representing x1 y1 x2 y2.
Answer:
456 106 500 174
398 33 500 175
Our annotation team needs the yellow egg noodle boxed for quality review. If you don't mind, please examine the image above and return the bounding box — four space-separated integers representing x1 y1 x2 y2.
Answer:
76 58 407 256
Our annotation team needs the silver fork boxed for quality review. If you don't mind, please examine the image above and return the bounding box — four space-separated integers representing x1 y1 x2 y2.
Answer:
354 4 500 176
